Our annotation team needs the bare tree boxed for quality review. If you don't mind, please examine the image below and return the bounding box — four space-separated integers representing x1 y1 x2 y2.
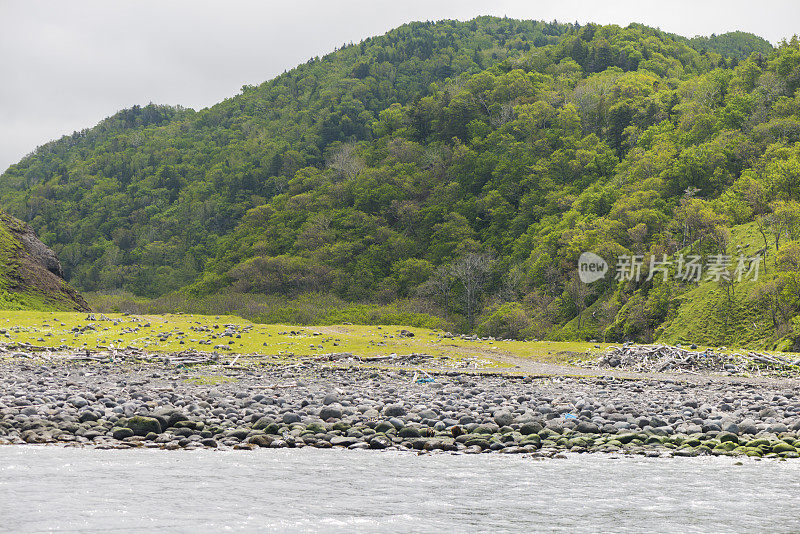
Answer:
417 265 453 312
327 143 365 179
500 266 524 302
565 274 592 332
490 102 515 128
450 253 493 328
756 215 772 267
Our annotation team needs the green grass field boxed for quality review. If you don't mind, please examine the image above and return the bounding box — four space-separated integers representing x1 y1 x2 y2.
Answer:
0 310 609 368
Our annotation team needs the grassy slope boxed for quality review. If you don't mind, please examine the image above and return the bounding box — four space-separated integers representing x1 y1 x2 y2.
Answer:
554 221 784 350
556 294 614 342
658 221 780 349
0 213 88 312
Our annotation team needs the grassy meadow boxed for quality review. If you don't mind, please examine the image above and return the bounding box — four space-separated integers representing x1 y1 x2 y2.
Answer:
0 310 610 369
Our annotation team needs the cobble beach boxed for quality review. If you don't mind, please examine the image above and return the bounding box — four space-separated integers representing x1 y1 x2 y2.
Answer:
3 357 800 458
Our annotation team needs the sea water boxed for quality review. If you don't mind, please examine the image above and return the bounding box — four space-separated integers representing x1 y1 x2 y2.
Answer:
0 447 797 533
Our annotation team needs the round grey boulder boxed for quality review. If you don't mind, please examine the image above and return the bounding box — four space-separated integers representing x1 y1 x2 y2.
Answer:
575 421 600 434
283 412 301 424
493 410 515 427
319 404 343 420
383 404 406 417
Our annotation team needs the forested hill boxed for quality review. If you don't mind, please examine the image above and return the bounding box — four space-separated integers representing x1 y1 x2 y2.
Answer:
4 18 800 348
0 20 770 297
0 18 575 295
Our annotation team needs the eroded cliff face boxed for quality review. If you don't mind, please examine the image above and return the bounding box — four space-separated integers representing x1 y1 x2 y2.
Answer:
0 212 90 311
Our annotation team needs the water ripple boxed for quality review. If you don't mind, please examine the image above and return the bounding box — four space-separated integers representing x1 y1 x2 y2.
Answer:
0 447 798 533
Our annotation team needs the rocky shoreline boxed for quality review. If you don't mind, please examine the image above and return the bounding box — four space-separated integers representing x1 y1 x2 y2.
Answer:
3 359 800 459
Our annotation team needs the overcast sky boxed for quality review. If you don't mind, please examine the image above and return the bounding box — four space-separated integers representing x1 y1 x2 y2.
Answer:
1 0 798 173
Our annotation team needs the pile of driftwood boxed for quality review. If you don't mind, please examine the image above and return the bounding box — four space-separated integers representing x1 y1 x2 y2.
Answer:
313 352 361 363
309 351 486 369
0 344 225 367
352 352 487 370
733 351 800 372
157 350 222 366
598 344 800 375
368 353 435 365
0 342 62 353
310 352 434 365
62 347 223 366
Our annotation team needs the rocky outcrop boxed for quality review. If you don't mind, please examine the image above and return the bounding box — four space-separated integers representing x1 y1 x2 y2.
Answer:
0 212 89 311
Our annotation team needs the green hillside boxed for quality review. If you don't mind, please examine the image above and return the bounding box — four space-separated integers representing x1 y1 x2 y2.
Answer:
3 18 800 347
0 18 574 296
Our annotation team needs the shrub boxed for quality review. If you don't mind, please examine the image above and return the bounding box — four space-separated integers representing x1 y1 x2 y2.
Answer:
476 302 532 340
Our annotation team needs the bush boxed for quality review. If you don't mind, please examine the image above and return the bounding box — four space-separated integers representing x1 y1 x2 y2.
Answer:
476 302 532 340
85 291 452 330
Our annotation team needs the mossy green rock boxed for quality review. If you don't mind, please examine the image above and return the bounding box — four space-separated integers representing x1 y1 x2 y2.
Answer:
252 417 274 430
520 437 541 448
125 416 161 437
696 445 712 454
174 420 201 430
538 428 559 439
771 442 796 454
227 428 250 440
520 434 541 445
519 423 542 435
375 421 394 433
569 437 589 448
718 432 738 444
305 423 326 433
264 423 282 435
398 426 421 438
152 409 189 429
111 427 134 440
465 437 491 449
615 433 639 444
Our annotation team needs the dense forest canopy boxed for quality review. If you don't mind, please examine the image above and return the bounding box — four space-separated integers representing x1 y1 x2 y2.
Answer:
1 18 577 295
3 17 800 348
687 31 774 59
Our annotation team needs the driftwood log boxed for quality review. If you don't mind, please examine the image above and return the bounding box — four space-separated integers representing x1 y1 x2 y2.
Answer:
598 344 800 376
